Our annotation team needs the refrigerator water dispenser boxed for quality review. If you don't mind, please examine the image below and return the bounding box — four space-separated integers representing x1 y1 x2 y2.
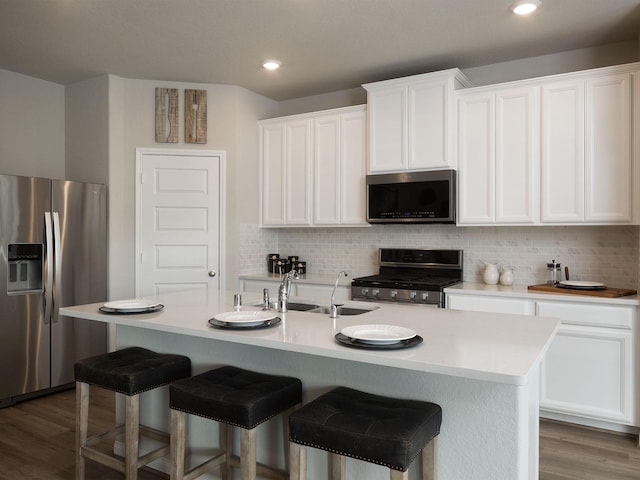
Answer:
7 243 43 294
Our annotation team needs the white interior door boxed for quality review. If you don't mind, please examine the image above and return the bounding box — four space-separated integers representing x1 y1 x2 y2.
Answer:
136 149 225 297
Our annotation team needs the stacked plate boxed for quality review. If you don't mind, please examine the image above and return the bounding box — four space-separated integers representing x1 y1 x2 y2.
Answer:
335 324 423 350
557 280 606 290
208 310 281 329
99 299 164 314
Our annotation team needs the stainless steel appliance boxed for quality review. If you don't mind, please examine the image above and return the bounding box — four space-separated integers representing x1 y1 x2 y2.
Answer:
351 248 463 308
367 169 456 224
0 175 107 407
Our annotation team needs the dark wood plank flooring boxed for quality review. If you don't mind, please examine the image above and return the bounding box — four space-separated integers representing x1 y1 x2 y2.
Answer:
0 387 638 479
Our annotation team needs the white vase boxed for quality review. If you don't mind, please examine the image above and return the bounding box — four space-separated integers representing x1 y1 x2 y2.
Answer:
483 262 500 285
499 267 514 286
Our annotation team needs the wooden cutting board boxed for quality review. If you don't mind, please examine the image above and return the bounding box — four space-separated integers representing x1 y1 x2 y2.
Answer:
528 284 637 298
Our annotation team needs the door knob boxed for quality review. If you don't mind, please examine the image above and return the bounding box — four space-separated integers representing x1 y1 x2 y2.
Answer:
208 270 217 278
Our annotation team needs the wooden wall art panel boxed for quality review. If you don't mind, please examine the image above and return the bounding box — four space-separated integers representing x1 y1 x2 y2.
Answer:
155 88 179 143
185 89 207 144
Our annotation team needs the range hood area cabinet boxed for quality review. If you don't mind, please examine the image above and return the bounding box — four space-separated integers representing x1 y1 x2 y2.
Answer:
259 105 367 227
363 68 471 173
456 62 640 226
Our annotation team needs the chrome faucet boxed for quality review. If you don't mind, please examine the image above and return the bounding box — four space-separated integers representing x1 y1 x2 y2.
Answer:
330 271 348 318
277 269 298 313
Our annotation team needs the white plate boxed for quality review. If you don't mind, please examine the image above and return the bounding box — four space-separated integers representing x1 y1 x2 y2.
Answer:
558 280 606 289
103 299 162 311
213 310 277 325
340 324 417 345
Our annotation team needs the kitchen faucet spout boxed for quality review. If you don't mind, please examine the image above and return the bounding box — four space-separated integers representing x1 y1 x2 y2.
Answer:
277 269 298 313
330 271 348 318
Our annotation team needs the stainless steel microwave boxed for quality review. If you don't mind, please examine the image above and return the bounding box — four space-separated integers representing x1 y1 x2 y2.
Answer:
366 169 456 224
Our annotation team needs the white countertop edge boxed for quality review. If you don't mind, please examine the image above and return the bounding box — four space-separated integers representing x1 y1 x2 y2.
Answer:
445 282 640 305
60 293 558 387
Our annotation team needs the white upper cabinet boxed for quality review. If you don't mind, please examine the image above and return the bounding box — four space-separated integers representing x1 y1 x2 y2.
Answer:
364 69 471 173
542 68 634 223
457 85 539 225
458 62 638 226
261 119 312 226
260 106 367 227
313 108 367 225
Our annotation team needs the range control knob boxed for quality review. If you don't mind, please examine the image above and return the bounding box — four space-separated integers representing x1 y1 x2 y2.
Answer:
372 289 380 297
410 291 417 301
361 288 369 297
390 290 398 299
422 292 430 301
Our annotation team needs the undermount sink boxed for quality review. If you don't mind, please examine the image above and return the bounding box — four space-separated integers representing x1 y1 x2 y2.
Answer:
254 301 376 316
307 306 374 316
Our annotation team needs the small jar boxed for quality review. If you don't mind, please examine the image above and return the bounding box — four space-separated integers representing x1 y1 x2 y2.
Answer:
267 254 279 274
295 261 306 274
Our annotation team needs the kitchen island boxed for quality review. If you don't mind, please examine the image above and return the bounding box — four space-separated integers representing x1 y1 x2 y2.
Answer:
60 288 559 480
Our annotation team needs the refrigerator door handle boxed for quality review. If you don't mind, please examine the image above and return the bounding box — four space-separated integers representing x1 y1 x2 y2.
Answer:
43 212 54 324
51 211 62 324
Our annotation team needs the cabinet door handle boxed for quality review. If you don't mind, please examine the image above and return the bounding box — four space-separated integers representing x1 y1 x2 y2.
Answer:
208 270 217 278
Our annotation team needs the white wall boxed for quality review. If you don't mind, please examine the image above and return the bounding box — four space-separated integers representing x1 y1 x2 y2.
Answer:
65 76 109 184
104 76 277 300
0 69 65 178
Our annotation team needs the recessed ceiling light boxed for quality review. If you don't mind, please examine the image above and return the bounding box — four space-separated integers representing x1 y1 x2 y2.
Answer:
262 60 281 71
511 0 541 15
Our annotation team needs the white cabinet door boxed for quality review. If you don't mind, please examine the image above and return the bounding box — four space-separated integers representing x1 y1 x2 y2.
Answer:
585 73 633 222
314 114 341 225
541 80 584 222
457 93 494 224
457 86 538 225
495 87 539 223
409 80 449 170
340 110 367 225
367 85 406 172
314 109 367 226
261 123 287 225
540 324 633 424
286 120 312 225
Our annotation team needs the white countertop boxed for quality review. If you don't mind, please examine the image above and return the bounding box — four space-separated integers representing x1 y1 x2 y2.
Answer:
60 289 559 387
446 282 640 306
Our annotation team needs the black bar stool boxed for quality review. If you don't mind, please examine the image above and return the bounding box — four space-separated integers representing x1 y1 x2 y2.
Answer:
288 386 442 480
169 365 302 480
74 346 191 480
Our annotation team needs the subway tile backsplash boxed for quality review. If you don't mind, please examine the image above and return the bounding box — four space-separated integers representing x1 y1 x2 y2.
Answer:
239 224 639 289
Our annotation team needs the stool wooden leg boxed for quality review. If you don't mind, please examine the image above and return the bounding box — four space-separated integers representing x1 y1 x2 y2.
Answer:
240 427 257 480
170 409 187 480
219 423 233 480
329 453 345 480
75 381 89 480
125 393 140 480
422 436 438 480
289 442 306 480
390 469 409 480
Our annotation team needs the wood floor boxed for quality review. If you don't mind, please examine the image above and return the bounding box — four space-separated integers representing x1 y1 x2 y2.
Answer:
0 387 638 479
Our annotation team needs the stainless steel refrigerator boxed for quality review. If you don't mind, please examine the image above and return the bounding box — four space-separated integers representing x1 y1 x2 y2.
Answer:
0 174 107 407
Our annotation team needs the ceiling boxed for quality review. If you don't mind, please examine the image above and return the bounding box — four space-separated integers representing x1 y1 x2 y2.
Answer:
1 1 639 101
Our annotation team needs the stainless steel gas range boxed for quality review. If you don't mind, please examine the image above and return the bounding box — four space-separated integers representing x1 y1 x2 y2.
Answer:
351 248 463 308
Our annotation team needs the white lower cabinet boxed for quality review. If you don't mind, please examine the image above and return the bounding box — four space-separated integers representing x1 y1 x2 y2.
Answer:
537 301 636 425
446 291 638 429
